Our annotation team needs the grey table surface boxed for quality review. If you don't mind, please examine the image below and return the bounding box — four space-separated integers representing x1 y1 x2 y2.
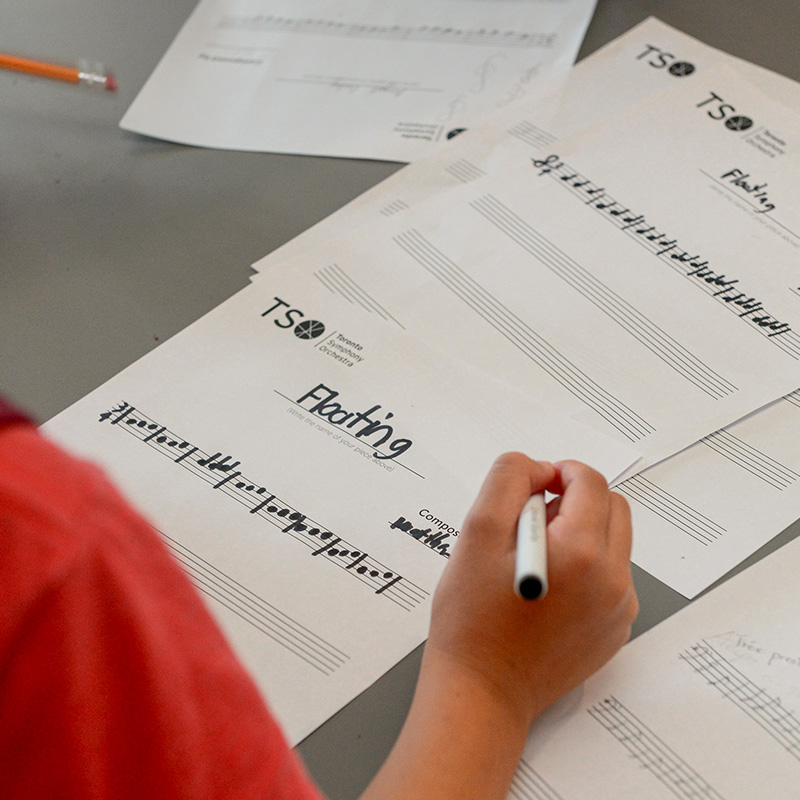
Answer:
3 1 800 797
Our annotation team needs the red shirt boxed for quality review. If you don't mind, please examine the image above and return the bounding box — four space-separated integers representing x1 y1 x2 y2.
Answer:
0 406 324 800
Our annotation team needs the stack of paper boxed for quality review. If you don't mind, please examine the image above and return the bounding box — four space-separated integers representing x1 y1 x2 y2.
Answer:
46 13 800 797
515 526 800 798
250 16 800 600
46 277 638 742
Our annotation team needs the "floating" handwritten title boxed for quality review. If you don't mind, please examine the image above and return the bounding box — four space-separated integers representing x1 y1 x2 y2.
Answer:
296 383 413 460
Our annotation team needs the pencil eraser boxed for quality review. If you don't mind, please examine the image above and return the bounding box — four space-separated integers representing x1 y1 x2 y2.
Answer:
105 75 118 92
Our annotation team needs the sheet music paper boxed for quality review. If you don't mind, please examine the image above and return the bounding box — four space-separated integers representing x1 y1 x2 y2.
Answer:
120 0 597 161
244 62 800 481
43 273 637 745
251 17 800 274
617 392 800 598
505 533 800 799
252 19 800 599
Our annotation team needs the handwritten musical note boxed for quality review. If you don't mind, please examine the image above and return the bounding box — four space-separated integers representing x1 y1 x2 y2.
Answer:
99 401 428 611
219 15 557 49
530 154 798 353
589 696 726 800
681 640 800 761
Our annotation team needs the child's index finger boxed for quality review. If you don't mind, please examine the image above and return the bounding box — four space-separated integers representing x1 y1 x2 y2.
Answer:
548 460 613 545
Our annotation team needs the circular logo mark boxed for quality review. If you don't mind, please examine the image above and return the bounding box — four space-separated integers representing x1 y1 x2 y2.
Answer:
668 61 695 77
294 319 326 340
725 115 754 132
446 127 467 140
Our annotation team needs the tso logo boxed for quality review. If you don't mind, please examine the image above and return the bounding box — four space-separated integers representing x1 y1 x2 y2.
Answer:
261 297 326 340
636 45 696 77
696 91 754 132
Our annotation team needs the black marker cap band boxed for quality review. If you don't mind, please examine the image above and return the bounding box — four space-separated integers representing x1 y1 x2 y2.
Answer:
518 576 544 600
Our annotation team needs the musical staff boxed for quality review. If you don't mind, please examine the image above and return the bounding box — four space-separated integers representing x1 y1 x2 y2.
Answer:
277 74 439 97
508 758 566 800
380 199 411 217
700 429 800 490
445 158 487 185
531 155 800 358
681 640 800 761
470 192 737 400
393 227 656 441
164 534 349 675
784 388 800 409
314 264 406 328
617 473 726 546
219 15 557 49
98 402 429 612
508 119 558 151
589 696 726 800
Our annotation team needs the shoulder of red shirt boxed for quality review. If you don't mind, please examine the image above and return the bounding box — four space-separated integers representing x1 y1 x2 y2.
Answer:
0 395 325 800
0 397 33 429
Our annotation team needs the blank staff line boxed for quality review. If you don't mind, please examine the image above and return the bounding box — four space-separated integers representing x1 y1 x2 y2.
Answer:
395 230 646 439
379 199 410 217
318 263 372 314
508 120 558 150
784 389 800 409
314 268 338 296
701 429 800 490
589 696 726 800
681 640 800 761
177 564 345 673
394 228 651 440
163 534 349 671
219 17 556 48
315 264 380 317
394 228 655 441
445 159 487 184
471 194 736 399
192 582 335 673
165 546 347 676
508 759 566 800
327 264 407 328
617 473 725 545
314 265 405 329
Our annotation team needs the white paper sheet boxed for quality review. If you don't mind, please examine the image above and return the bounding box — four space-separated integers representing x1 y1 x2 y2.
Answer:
244 62 800 483
616 391 800 598
506 532 800 799
251 19 800 599
44 272 637 745
120 0 597 161
251 17 800 274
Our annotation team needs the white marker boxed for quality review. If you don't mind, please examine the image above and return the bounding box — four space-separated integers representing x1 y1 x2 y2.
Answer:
514 494 548 600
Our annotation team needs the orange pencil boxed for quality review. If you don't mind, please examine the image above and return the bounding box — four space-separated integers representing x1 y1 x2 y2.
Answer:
0 53 117 90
